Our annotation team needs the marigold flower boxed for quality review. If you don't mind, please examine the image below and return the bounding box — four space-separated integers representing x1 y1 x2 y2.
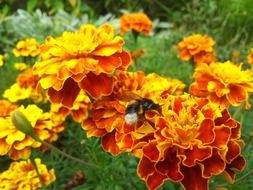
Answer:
247 48 253 65
190 61 253 108
0 104 63 160
177 34 216 64
16 68 40 89
120 13 153 35
0 54 4 67
13 38 40 57
4 69 47 103
82 71 185 156
0 158 55 189
0 100 17 117
33 23 131 107
3 83 32 102
14 62 29 71
137 94 245 190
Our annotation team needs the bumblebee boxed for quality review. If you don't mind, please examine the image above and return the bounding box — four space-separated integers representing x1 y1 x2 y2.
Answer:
124 94 161 125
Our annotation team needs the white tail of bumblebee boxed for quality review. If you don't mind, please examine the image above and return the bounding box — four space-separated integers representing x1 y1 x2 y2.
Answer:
124 113 138 125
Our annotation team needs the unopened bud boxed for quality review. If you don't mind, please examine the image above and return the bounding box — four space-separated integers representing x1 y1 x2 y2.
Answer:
11 111 40 141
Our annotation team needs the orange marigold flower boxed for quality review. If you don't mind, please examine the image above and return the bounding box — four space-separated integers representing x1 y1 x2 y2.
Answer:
0 104 63 160
0 100 17 117
137 94 245 190
33 23 131 107
177 34 216 64
13 38 40 57
190 61 253 108
120 13 153 35
16 68 40 89
0 158 55 189
81 71 185 156
247 48 253 65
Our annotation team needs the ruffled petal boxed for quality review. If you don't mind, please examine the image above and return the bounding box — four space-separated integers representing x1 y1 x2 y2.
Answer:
181 165 208 190
196 119 215 144
101 131 120 155
48 78 80 107
80 72 114 99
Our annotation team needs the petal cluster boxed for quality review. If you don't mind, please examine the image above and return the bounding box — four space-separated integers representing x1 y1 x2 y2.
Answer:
190 61 253 108
0 104 63 160
120 13 153 35
137 94 245 190
0 158 55 189
50 90 91 123
177 34 216 64
33 23 131 107
82 71 185 156
13 38 40 57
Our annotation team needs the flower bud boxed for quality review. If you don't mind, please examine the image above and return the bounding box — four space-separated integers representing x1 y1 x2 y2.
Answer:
11 111 39 141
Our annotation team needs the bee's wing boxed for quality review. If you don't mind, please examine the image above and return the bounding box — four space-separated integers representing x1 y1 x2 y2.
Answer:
121 91 142 101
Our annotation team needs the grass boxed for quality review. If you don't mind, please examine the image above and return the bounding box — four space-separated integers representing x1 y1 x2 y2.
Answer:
1 1 253 189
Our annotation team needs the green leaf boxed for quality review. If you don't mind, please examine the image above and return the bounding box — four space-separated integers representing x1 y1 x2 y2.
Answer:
27 0 38 13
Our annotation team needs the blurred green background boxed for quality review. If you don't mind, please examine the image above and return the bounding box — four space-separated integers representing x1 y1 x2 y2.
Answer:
1 0 253 190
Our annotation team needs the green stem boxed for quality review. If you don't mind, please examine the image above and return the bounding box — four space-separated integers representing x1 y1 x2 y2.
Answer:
234 168 253 183
244 134 253 151
232 103 244 119
31 158 46 190
37 138 96 168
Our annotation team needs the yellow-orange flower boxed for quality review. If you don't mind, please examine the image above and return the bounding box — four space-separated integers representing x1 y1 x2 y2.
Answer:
120 13 153 35
0 104 63 160
13 38 40 57
3 83 32 102
247 48 253 65
0 158 55 189
0 54 4 67
14 62 29 71
190 61 253 108
82 71 185 156
0 100 17 118
33 23 131 107
16 68 40 89
3 69 46 103
177 34 216 64
137 94 245 190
